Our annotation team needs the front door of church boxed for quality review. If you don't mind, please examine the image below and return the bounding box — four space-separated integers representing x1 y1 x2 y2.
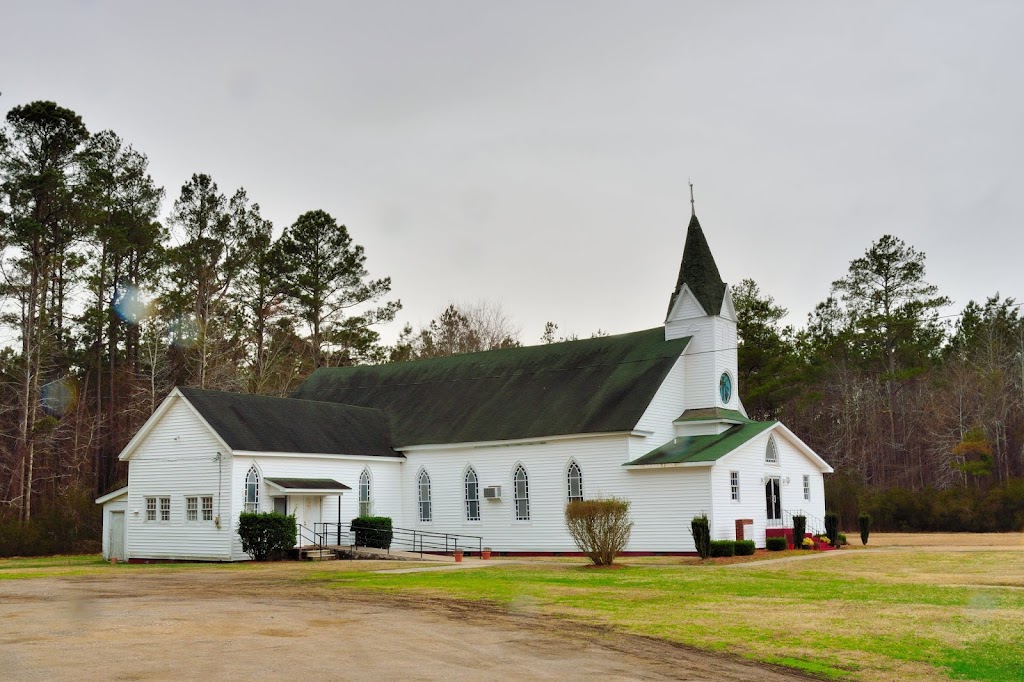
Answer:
765 477 782 523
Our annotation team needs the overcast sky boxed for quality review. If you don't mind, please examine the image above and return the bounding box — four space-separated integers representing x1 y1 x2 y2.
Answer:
3 1 1022 344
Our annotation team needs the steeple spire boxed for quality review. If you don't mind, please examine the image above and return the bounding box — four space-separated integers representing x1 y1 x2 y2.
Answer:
666 200 726 318
689 179 695 216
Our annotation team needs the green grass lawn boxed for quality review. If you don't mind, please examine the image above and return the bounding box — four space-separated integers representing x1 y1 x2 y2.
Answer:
309 551 1024 681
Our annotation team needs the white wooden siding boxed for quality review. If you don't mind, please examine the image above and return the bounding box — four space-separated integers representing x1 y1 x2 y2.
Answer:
401 435 711 553
100 496 127 560
709 427 828 546
228 455 404 560
125 397 233 561
631 354 686 459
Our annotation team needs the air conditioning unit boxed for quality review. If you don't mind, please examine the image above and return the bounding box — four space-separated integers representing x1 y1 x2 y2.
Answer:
483 486 501 500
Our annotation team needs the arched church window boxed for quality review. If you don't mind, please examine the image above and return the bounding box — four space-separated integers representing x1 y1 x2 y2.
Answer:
418 469 432 522
464 467 480 521
244 466 259 513
358 469 372 517
765 435 779 465
567 461 583 503
514 465 530 521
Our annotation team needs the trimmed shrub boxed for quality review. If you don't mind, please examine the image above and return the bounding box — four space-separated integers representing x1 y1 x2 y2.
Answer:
690 514 711 559
858 513 872 545
837 532 847 546
766 536 787 551
352 516 393 549
709 540 736 557
791 515 807 549
238 512 297 561
735 540 756 556
824 511 840 547
564 498 634 566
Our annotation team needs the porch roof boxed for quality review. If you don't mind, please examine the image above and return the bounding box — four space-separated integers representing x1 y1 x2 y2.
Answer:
266 478 351 494
625 420 776 467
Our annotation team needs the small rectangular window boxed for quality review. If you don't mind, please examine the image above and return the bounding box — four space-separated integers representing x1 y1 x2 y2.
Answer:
146 497 157 522
160 497 170 522
803 475 811 501
730 471 740 501
186 497 198 522
202 496 214 521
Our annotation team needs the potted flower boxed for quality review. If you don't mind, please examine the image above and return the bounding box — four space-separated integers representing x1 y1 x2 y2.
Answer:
453 549 464 563
481 547 491 560
801 537 815 550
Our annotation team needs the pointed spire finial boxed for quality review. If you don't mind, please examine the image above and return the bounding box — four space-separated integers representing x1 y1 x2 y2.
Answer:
689 179 695 216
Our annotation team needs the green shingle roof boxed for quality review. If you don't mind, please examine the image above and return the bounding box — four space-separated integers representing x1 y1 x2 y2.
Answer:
625 420 777 466
292 327 691 446
179 387 396 457
667 213 727 318
674 407 748 422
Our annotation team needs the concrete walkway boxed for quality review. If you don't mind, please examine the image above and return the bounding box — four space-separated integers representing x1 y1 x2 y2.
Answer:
374 559 522 574
719 549 858 569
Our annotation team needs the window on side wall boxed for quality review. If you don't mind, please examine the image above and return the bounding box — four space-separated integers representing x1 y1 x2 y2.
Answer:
418 470 432 522
244 467 260 513
514 465 530 521
730 471 740 501
358 469 372 517
465 467 480 521
803 475 811 501
145 497 157 521
186 497 198 521
159 497 170 522
567 461 583 503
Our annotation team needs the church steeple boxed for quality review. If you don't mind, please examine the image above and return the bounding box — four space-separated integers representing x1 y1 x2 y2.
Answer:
666 211 727 318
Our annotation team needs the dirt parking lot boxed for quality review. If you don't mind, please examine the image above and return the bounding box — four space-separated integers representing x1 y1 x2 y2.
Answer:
0 565 815 681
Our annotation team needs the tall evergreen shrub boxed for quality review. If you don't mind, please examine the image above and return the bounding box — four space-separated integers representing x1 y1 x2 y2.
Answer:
690 514 711 559
792 515 806 548
824 512 840 547
858 513 872 545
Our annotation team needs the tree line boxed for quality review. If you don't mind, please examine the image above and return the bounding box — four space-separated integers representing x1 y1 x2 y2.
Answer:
0 99 1021 555
733 236 1024 529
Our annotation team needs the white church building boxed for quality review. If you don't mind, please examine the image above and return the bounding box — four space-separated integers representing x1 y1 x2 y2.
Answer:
97 210 832 561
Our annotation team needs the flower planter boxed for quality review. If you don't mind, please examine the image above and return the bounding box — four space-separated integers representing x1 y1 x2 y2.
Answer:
453 550 463 563
481 549 491 560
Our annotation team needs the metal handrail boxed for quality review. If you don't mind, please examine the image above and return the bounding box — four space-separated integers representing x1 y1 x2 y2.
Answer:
771 510 826 536
295 523 327 557
315 521 483 559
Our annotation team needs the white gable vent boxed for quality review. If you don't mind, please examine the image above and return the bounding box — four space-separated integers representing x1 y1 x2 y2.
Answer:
483 486 502 500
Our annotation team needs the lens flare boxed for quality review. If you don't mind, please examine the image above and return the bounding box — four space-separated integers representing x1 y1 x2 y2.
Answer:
112 284 153 325
40 378 76 417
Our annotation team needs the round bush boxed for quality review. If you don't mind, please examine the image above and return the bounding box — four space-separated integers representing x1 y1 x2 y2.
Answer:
766 536 788 551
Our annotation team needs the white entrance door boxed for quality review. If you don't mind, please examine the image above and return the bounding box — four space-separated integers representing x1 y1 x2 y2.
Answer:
293 496 323 545
109 511 126 561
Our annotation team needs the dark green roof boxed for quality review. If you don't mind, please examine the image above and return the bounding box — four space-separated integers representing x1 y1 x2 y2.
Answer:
179 387 396 457
667 213 727 318
625 420 776 466
292 327 691 446
674 407 748 423
266 478 351 491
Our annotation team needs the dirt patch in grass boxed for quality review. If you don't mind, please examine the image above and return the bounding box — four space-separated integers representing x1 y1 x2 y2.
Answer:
0 564 817 681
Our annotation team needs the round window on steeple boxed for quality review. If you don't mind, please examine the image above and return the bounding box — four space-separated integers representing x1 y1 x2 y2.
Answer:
719 372 732 404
